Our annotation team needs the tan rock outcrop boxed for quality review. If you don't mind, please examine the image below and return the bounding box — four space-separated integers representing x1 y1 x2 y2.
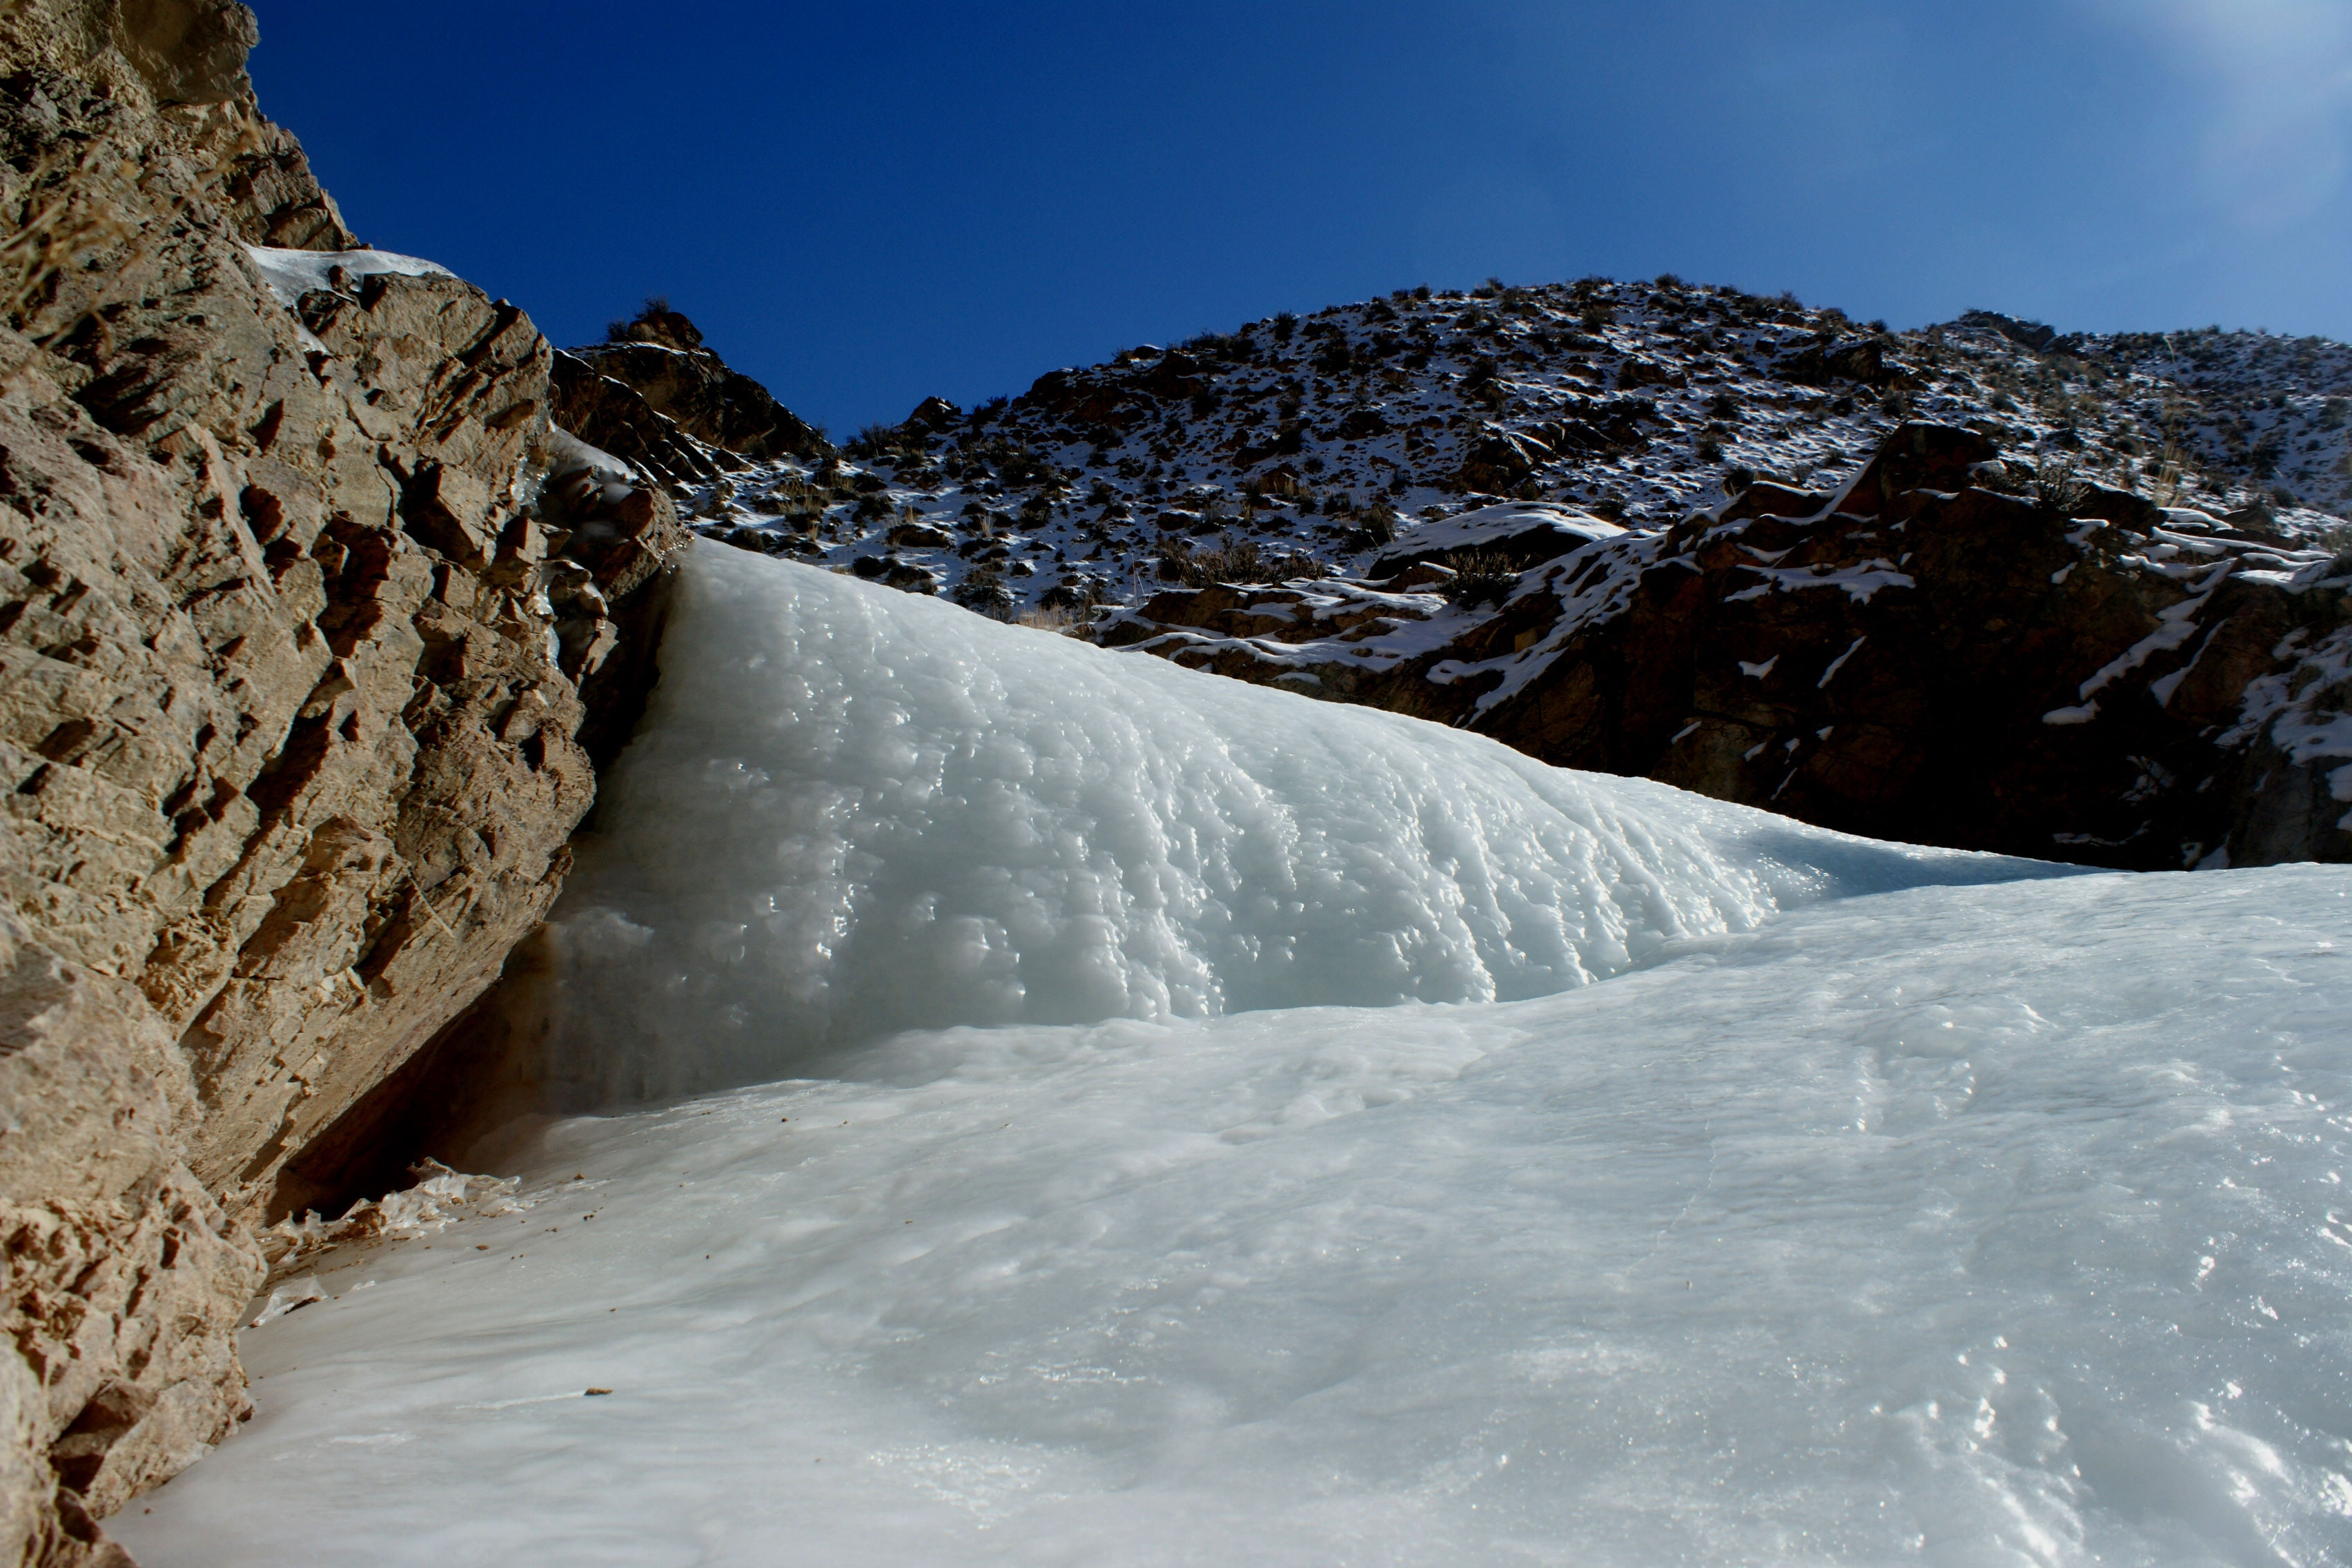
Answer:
0 3 687 1560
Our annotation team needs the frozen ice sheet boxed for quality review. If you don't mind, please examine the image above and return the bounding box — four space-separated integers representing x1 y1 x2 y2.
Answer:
112 549 2351 1565
117 865 2352 1567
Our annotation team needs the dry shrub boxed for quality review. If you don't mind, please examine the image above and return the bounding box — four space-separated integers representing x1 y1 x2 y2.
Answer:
1157 535 1319 587
1442 549 1516 609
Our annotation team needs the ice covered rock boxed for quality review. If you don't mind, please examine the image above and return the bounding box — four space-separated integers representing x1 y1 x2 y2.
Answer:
244 1277 324 1329
240 244 453 309
264 1159 527 1271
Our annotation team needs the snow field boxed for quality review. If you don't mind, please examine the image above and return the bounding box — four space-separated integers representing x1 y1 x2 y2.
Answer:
117 865 2352 1566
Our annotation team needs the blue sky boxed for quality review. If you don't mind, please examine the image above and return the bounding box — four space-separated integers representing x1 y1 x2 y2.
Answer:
246 1 2352 434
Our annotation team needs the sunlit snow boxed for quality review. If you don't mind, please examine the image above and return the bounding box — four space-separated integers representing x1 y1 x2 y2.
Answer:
240 244 455 308
115 550 2352 1567
508 546 2065 1106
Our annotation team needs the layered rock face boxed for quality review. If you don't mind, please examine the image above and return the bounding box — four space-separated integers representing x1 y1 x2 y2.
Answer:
0 3 685 1560
1099 424 2352 870
549 302 829 492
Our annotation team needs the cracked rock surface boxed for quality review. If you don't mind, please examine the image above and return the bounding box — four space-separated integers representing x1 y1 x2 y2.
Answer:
0 3 686 1560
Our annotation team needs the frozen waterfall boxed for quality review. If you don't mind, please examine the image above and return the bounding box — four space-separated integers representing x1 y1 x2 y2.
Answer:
117 547 2352 1568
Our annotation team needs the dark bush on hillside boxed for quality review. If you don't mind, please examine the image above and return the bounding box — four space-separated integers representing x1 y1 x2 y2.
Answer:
1156 536 1319 587
848 422 930 462
605 295 676 342
954 565 1015 618
1442 549 1516 609
2034 458 2090 516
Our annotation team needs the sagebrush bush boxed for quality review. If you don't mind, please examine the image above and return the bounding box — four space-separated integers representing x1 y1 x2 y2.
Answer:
2034 457 2090 516
1157 536 1319 587
1442 549 1517 609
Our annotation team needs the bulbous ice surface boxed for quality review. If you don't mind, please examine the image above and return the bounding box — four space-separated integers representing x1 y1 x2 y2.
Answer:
534 545 2055 1102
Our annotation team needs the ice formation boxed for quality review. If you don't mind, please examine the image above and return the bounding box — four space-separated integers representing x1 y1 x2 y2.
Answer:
118 866 2352 1567
527 545 2061 1103
113 549 2352 1566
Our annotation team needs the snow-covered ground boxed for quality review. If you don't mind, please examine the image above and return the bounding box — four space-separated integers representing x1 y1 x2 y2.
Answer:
115 551 2352 1567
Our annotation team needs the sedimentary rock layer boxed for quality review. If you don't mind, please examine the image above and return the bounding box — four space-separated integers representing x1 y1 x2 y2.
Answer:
0 3 685 1560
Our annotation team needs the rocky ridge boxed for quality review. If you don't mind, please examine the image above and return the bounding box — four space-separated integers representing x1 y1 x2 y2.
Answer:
674 280 2352 623
548 300 827 493
0 3 685 1561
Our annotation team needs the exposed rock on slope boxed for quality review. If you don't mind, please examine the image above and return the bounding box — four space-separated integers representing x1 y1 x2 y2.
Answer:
548 301 829 492
1098 423 2352 870
0 3 685 1560
681 277 2351 619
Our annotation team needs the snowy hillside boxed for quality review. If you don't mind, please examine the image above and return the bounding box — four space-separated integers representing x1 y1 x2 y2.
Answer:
1095 419 2352 872
118 550 2352 1567
672 280 2352 619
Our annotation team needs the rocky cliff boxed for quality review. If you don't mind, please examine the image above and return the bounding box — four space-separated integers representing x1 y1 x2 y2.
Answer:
1095 423 2352 870
0 3 685 1561
548 300 829 494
